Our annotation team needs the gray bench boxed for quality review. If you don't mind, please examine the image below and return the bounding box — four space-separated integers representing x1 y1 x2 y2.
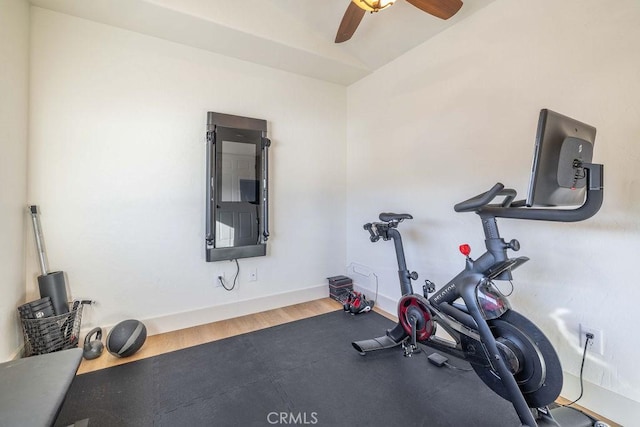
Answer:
0 348 82 426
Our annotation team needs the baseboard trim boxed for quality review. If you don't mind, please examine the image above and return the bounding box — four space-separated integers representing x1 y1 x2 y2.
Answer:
561 371 632 426
10 344 24 361
92 284 329 338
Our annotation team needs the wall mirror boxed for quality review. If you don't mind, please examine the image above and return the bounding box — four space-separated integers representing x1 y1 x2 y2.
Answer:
205 112 270 261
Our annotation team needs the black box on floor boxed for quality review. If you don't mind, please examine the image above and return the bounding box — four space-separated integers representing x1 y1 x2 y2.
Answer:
328 276 353 302
327 275 352 286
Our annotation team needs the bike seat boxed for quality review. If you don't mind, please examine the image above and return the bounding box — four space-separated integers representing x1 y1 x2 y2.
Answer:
379 213 413 222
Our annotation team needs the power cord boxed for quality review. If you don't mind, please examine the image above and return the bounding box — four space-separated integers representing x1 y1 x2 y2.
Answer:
494 279 514 297
217 259 240 291
563 332 593 406
425 335 594 404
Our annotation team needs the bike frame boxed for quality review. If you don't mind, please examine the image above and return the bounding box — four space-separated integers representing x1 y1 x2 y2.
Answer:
358 164 604 427
378 220 536 426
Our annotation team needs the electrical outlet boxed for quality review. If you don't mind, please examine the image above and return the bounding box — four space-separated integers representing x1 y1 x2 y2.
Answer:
216 272 226 287
249 268 257 282
579 324 604 355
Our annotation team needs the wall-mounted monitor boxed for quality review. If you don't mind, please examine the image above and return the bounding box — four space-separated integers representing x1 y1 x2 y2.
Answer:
526 109 597 207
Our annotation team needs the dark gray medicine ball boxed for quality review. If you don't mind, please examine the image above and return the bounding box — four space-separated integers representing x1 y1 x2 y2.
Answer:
106 319 147 358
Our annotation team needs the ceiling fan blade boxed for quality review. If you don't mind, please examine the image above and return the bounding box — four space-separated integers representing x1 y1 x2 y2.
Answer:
335 1 367 43
405 0 463 20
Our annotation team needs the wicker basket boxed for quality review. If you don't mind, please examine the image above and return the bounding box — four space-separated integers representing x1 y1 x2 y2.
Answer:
20 302 84 357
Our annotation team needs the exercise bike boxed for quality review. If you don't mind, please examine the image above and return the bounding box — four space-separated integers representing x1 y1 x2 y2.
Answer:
352 165 609 426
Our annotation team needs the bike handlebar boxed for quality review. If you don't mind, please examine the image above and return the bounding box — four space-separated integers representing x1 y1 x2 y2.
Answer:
454 163 604 223
454 183 518 212
364 213 412 242
363 222 380 242
363 221 399 242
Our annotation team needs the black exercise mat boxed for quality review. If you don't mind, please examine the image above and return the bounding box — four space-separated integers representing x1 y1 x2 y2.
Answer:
55 311 520 426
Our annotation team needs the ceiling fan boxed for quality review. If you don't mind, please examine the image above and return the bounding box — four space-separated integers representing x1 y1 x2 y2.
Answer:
335 0 463 43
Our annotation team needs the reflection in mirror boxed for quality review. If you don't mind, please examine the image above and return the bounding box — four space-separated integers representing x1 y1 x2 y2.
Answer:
220 141 257 202
205 113 270 261
216 140 259 248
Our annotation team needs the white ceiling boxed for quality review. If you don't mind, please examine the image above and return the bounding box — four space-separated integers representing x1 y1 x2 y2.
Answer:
29 0 497 85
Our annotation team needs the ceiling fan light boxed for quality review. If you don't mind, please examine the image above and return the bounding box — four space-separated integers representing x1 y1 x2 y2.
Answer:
351 0 396 12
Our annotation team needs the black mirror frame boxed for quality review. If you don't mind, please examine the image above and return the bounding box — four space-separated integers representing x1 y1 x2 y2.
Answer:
205 112 270 262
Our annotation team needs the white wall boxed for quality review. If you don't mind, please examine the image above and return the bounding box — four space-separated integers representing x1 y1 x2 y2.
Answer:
15 1 640 422
346 0 640 424
28 8 346 334
0 0 29 361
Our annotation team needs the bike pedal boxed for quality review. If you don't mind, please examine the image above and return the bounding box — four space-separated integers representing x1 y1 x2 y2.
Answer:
423 280 436 295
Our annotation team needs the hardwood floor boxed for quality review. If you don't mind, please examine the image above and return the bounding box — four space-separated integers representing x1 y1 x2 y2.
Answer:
77 298 618 426
77 298 344 374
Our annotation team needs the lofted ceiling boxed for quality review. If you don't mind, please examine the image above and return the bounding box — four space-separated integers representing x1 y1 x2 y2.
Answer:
28 0 497 85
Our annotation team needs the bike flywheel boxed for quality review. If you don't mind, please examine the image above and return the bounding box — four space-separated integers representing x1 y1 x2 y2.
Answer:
463 310 563 408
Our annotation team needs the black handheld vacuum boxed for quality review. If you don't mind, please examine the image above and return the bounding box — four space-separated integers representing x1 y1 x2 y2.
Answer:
29 205 69 316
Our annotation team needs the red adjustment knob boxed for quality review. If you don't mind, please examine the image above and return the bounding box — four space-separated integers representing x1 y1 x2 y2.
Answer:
459 244 471 257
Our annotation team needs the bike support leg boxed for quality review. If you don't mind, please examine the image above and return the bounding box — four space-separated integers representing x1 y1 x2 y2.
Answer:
458 274 538 427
